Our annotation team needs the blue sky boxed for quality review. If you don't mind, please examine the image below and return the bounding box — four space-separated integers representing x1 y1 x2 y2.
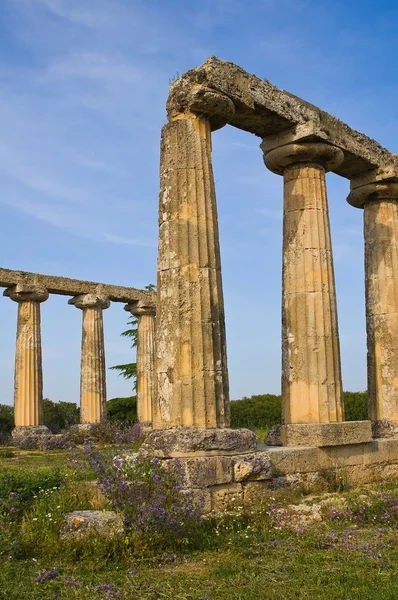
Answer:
0 0 397 406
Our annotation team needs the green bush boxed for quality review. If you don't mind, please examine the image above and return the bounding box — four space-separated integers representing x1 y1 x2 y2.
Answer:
231 391 369 430
0 404 14 436
343 391 368 421
106 396 137 423
43 399 80 433
231 394 282 429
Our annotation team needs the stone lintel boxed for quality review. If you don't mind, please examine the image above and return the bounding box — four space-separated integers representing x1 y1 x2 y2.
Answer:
142 427 257 458
0 267 155 305
169 57 396 178
12 425 52 438
281 421 372 447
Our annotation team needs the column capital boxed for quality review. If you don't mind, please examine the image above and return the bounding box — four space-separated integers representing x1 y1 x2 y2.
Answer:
69 294 110 310
4 285 49 303
167 85 235 131
261 141 344 175
124 300 156 318
347 180 398 209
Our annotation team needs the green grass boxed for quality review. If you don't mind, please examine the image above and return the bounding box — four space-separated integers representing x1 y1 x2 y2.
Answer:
2 449 398 599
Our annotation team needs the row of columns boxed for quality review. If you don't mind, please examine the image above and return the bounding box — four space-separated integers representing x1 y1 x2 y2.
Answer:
154 96 398 438
3 286 156 434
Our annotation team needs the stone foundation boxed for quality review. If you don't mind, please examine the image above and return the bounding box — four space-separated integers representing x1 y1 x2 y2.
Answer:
153 436 398 513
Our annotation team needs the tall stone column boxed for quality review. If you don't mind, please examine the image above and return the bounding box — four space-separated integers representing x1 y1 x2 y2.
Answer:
144 86 258 456
4 285 51 436
125 301 156 427
154 93 235 431
348 180 398 437
262 141 371 446
69 294 110 425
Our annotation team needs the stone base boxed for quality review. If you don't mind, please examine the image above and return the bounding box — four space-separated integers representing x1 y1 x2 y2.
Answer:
12 425 52 438
372 419 398 438
280 421 372 447
142 426 257 457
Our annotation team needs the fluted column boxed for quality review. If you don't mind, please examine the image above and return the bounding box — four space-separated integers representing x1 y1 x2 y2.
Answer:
69 294 110 424
125 301 156 426
348 181 398 437
4 285 51 436
155 93 235 430
262 142 345 426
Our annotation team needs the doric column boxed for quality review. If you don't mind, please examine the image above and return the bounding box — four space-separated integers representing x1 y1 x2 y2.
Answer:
154 89 235 430
262 142 345 428
4 285 51 436
69 294 110 424
348 180 398 437
125 301 156 426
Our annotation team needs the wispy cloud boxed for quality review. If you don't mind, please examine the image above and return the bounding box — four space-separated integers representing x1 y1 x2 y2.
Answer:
43 52 140 85
103 233 156 247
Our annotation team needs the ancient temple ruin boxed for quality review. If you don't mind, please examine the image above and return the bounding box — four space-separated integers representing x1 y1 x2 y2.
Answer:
5 58 398 505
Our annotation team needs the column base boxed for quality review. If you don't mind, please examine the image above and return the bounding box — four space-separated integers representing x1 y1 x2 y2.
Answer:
372 419 398 439
12 425 52 438
142 426 257 457
281 421 372 447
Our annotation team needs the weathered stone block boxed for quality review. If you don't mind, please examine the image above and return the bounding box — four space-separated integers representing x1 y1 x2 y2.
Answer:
265 425 282 446
266 446 300 475
210 483 243 512
372 419 398 439
181 456 233 486
60 511 124 540
319 444 365 469
280 421 372 447
233 452 272 482
363 438 398 465
143 427 257 457
12 425 51 438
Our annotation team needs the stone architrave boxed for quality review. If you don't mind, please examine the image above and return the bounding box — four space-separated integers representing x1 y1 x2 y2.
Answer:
69 294 110 424
348 181 398 437
262 142 345 428
125 301 156 426
4 285 51 436
154 89 235 430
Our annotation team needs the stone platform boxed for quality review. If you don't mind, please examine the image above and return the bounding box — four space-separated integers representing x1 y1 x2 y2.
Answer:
145 433 398 514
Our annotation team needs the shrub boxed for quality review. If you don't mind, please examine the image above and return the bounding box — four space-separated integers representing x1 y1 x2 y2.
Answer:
85 420 144 447
83 443 203 544
0 404 14 436
43 399 80 433
343 391 368 421
231 394 282 429
106 396 137 423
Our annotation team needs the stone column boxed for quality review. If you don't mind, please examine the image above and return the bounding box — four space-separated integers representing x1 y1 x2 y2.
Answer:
348 180 398 437
69 294 110 425
262 141 371 446
4 285 51 436
154 90 236 431
125 301 156 427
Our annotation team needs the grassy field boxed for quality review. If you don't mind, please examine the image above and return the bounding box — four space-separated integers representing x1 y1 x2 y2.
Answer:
1 447 398 600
